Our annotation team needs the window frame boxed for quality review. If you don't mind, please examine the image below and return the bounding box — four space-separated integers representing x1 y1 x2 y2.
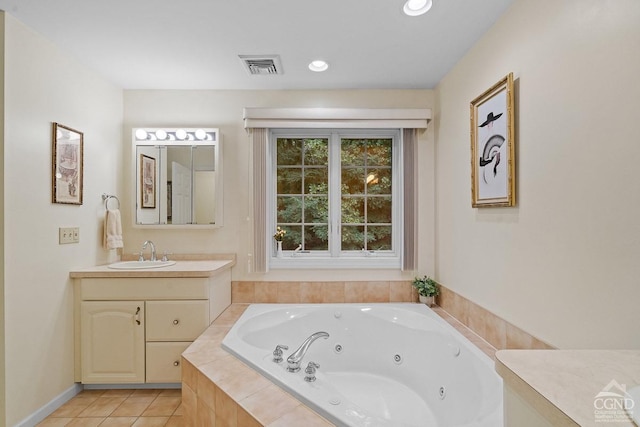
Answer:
268 128 403 269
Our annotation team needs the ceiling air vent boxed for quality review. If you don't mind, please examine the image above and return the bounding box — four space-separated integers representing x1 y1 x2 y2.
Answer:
239 55 283 75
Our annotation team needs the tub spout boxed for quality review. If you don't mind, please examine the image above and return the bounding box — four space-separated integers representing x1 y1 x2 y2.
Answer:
286 331 329 372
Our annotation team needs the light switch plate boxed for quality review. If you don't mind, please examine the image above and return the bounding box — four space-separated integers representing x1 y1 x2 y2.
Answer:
59 227 79 244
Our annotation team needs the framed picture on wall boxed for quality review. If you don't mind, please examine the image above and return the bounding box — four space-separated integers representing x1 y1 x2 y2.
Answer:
140 154 156 209
52 122 84 205
470 72 516 207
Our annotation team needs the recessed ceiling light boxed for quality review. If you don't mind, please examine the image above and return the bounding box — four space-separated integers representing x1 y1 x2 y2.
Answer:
403 0 432 16
308 60 329 72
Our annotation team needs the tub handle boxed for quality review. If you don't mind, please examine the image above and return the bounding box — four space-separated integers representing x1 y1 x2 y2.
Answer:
272 344 289 363
305 361 320 382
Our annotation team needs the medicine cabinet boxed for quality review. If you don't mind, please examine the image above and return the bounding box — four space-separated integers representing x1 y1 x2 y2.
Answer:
133 128 222 228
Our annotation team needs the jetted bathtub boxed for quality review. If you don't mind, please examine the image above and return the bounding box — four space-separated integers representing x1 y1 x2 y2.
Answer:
222 303 503 427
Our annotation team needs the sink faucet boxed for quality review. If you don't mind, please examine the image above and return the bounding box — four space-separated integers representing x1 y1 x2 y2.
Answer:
141 240 156 261
286 331 329 372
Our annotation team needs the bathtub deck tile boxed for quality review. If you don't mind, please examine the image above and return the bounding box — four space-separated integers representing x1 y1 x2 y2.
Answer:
239 384 302 425
182 343 235 367
213 304 250 326
192 324 232 342
267 405 333 427
198 355 247 385
216 364 272 402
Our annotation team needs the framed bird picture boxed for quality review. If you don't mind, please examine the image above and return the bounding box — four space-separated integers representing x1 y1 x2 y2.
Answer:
470 73 515 208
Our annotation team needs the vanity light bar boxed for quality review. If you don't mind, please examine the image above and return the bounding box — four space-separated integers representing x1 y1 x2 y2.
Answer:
133 128 218 143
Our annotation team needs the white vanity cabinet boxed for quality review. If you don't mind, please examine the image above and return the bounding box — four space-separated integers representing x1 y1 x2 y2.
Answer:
71 260 233 385
80 301 146 383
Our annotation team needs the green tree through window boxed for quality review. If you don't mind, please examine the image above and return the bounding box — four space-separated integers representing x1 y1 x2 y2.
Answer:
275 134 394 254
276 138 329 250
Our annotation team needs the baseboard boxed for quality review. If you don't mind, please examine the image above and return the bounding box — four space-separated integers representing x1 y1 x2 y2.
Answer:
14 383 82 427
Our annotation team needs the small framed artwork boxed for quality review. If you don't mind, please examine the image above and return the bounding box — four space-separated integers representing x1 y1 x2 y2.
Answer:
52 122 84 205
140 154 156 209
470 72 516 207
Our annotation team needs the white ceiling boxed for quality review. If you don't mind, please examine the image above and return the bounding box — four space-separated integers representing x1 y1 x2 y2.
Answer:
0 0 515 90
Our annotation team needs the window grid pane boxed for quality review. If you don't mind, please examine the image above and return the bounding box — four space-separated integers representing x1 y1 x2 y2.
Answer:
340 138 393 251
276 138 329 251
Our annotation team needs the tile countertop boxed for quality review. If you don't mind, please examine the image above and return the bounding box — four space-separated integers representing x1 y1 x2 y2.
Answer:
495 349 640 427
69 258 235 279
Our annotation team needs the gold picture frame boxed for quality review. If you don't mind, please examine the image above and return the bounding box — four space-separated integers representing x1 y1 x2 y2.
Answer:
140 154 156 209
52 122 84 205
470 73 515 207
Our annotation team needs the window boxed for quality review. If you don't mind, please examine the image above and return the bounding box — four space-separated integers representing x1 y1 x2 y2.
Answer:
269 129 402 268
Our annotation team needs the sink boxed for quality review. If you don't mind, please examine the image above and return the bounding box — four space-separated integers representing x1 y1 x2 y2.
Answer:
108 260 176 270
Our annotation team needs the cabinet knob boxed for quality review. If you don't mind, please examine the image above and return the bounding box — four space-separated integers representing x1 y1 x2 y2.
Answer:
172 319 180 325
135 307 141 325
173 360 180 367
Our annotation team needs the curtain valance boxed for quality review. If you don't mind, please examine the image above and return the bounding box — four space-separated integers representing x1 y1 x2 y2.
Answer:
243 107 431 129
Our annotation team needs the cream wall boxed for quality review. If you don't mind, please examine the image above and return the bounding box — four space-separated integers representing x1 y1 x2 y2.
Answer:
2 13 123 426
434 0 640 349
123 90 435 282
0 12 6 425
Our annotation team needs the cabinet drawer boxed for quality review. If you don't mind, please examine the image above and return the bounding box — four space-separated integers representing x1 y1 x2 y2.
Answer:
146 342 191 383
146 300 209 341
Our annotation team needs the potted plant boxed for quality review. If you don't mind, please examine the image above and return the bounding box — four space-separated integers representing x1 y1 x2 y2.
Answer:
412 275 439 306
273 226 286 257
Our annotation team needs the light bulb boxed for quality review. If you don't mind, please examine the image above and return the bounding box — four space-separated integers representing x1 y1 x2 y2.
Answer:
135 129 148 140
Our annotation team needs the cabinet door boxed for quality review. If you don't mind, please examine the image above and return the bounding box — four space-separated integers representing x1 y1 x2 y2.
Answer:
146 300 208 341
146 342 191 383
81 301 145 383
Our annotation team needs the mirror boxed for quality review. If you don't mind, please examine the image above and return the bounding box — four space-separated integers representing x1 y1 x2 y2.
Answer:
133 128 223 227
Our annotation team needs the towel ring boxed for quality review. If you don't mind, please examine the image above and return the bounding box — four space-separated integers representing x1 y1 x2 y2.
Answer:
102 194 120 210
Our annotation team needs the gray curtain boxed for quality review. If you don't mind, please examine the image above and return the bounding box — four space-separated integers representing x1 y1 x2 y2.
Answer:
251 128 268 273
402 128 418 271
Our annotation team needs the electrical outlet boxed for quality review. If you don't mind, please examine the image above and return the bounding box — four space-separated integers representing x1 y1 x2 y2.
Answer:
59 227 79 244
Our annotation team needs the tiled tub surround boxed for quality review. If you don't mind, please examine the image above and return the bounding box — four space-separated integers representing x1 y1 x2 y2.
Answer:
231 281 418 304
221 304 503 426
436 284 555 351
181 303 498 426
232 281 554 352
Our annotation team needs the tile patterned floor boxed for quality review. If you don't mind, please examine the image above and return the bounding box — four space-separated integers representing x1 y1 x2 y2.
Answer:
37 389 182 427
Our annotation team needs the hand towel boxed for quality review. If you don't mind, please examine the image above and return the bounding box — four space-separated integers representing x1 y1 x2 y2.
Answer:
104 208 124 249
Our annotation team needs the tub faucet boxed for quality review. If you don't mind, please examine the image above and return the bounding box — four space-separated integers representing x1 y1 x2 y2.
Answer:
141 240 156 261
286 331 329 372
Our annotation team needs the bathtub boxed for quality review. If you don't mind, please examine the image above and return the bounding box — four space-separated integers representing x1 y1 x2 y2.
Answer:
222 304 502 427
